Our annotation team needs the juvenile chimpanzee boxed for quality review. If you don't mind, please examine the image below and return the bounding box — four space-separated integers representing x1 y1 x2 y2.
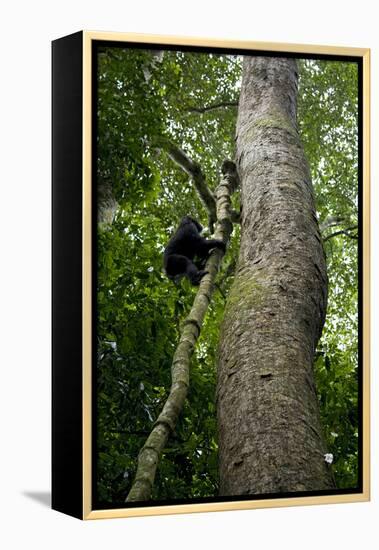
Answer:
164 216 226 285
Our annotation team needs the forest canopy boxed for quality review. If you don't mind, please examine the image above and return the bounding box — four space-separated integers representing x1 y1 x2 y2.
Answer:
95 46 359 506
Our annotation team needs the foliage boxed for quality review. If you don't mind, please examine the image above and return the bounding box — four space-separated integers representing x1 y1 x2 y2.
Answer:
95 48 359 505
298 60 359 488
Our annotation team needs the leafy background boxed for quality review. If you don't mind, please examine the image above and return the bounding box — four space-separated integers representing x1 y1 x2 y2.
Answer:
95 47 359 505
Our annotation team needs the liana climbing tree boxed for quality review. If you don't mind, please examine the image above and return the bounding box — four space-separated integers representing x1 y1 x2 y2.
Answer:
126 160 239 502
95 45 359 506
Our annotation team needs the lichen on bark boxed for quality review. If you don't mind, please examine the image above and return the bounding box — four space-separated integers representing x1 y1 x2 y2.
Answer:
217 57 335 496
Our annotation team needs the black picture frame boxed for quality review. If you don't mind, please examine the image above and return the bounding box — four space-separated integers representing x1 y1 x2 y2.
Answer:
52 31 370 520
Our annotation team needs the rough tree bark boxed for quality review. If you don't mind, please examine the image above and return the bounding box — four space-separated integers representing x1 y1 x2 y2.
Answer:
217 57 335 495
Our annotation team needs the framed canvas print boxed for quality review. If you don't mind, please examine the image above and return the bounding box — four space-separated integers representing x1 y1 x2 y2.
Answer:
52 31 370 520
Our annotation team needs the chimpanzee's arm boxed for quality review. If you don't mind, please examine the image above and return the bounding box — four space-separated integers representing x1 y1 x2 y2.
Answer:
196 238 226 257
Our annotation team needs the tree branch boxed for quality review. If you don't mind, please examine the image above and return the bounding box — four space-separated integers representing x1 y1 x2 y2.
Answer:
166 143 217 230
214 282 227 300
323 225 358 242
217 256 237 287
186 101 239 114
166 144 241 229
320 216 346 233
125 161 238 503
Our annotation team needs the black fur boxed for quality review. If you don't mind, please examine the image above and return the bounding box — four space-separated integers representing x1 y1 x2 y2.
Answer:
164 216 226 285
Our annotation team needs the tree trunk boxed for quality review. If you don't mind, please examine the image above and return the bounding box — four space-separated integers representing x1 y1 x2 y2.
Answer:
97 179 118 224
217 57 335 495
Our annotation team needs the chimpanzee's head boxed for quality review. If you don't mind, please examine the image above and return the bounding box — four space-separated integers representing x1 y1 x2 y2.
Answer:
180 216 203 233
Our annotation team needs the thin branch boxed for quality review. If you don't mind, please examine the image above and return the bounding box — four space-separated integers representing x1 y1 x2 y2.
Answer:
167 143 217 230
323 225 358 242
164 143 241 229
320 216 346 233
125 161 238 503
185 101 239 114
214 282 227 300
218 256 237 287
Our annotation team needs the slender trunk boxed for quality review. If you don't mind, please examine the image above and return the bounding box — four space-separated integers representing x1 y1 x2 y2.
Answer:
97 179 118 224
217 57 334 495
126 161 237 502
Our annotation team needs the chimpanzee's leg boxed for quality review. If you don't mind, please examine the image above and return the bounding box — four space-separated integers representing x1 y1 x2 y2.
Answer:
165 254 207 286
185 259 208 285
194 256 207 270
